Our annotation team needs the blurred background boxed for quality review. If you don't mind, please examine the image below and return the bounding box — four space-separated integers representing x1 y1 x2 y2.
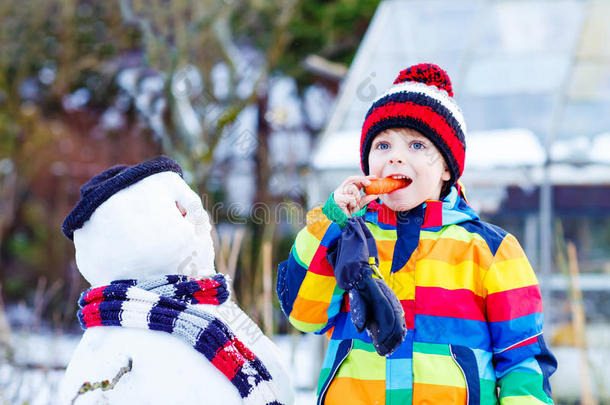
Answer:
0 0 609 403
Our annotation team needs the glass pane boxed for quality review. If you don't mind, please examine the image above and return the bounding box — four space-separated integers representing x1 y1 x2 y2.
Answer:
390 0 481 52
558 100 610 138
459 94 554 136
323 0 610 165
568 61 610 101
466 128 545 169
577 0 610 59
480 1 584 54
337 51 465 132
463 56 571 95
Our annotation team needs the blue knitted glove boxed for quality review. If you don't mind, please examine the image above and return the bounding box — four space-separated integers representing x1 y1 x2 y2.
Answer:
327 216 407 356
354 275 407 356
326 216 375 291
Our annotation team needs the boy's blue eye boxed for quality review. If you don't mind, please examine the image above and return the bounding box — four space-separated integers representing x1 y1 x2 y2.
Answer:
412 142 425 150
376 142 389 150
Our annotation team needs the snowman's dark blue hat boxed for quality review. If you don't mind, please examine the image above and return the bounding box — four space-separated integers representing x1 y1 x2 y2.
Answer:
62 155 183 240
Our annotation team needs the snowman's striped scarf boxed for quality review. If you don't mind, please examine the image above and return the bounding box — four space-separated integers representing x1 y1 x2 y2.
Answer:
78 274 283 405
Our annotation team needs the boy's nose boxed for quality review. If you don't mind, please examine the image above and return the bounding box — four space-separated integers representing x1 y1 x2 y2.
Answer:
388 157 403 164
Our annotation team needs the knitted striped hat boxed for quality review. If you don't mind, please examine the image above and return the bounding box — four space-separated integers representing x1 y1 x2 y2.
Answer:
360 63 466 187
62 156 183 240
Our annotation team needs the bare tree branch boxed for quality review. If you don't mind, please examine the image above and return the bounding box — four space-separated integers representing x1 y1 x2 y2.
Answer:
71 358 133 405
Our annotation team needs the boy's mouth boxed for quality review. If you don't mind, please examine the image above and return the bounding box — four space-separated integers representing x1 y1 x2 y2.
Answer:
387 175 412 192
364 175 412 195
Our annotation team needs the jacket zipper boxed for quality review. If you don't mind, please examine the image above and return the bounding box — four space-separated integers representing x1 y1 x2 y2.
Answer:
450 345 469 405
317 340 353 405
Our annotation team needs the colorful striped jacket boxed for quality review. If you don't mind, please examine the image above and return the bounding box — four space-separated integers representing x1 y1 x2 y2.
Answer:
277 187 557 405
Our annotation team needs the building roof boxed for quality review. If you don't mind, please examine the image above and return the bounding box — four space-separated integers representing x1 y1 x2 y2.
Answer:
313 0 610 186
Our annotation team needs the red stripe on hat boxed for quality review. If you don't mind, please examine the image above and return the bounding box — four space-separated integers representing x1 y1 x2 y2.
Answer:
422 200 443 228
361 102 465 175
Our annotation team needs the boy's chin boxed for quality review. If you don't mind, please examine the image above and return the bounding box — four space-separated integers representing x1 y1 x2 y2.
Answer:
379 194 420 212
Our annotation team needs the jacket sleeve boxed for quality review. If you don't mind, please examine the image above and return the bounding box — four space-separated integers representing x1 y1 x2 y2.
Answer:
484 233 557 404
276 195 365 334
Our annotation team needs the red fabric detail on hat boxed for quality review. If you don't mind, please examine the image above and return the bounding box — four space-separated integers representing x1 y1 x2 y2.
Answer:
361 102 465 175
394 63 454 97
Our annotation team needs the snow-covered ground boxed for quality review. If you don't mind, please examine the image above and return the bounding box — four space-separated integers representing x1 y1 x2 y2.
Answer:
0 331 321 405
274 333 324 404
2 327 610 404
0 331 79 405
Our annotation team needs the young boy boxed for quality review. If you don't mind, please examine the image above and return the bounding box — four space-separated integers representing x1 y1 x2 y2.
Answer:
277 63 557 405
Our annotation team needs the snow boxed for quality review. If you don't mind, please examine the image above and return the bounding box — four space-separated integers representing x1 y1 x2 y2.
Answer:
11 331 80 367
550 133 610 164
550 136 590 162
311 128 547 171
311 129 360 170
304 85 333 131
591 132 610 164
311 128 610 190
55 167 295 404
0 331 319 405
5 327 610 403
0 332 80 405
465 128 546 169
215 106 259 161
62 88 91 111
211 63 231 101
268 77 303 129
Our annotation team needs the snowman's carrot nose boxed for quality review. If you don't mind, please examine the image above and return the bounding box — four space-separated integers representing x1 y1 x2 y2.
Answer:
175 201 187 217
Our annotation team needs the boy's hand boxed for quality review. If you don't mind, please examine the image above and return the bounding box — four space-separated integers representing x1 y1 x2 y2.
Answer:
333 175 379 216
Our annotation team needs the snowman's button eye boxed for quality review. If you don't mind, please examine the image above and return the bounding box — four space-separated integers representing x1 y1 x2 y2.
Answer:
175 201 187 217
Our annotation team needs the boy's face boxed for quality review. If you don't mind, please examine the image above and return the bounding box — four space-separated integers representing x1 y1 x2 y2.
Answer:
367 127 451 212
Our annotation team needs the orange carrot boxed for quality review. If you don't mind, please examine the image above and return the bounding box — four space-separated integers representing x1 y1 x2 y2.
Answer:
364 177 411 195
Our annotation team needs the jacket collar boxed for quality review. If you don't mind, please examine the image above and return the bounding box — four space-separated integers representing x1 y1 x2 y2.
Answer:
366 186 479 229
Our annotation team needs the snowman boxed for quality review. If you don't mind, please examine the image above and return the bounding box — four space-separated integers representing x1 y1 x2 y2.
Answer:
59 156 293 405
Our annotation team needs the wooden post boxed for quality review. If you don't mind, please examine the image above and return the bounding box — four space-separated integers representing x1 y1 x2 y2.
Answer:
0 283 11 349
226 228 245 282
567 242 597 405
262 241 273 337
211 227 226 274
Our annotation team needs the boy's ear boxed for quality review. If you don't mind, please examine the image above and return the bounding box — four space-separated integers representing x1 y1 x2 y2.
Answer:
441 167 451 181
